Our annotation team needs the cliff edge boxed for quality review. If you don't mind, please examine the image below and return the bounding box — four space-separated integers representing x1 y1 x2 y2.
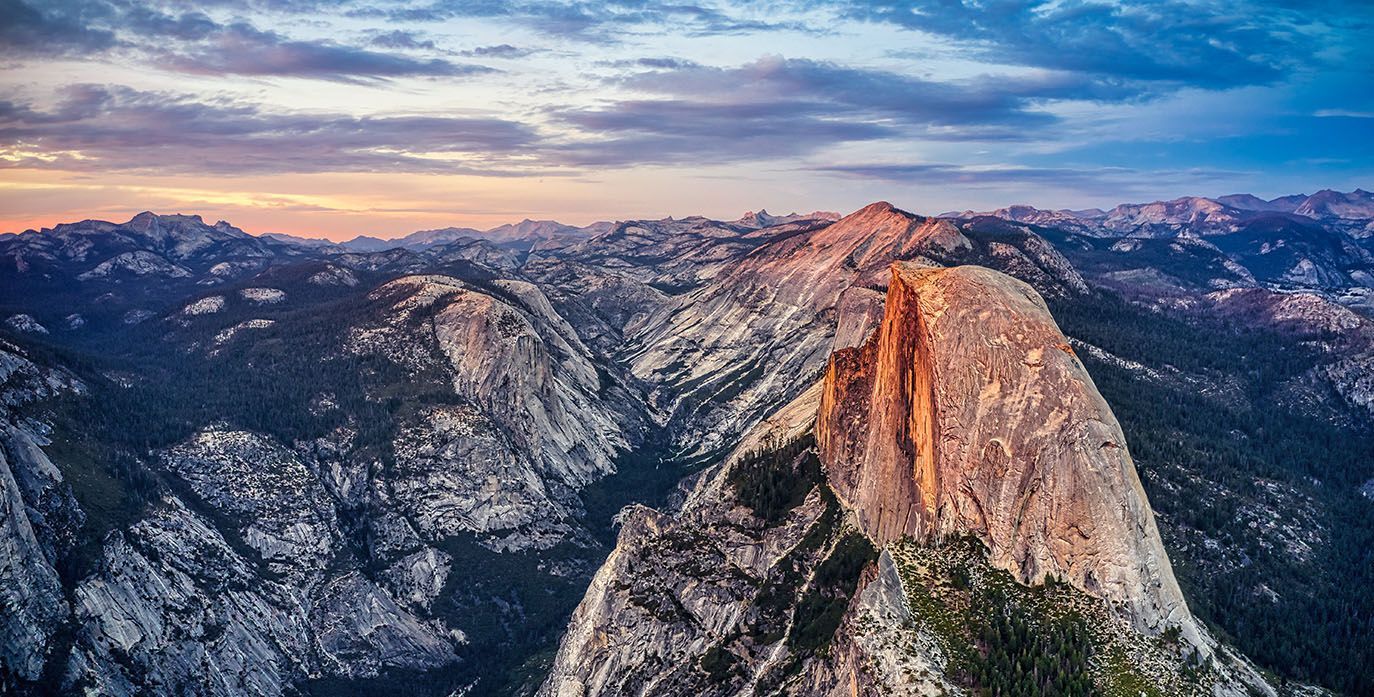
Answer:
818 263 1197 641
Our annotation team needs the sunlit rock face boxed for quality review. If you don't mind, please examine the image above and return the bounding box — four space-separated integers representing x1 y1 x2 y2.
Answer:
625 202 970 458
817 263 1199 641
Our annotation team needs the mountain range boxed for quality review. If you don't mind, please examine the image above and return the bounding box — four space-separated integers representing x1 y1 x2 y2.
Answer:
944 189 1374 238
1 190 1372 695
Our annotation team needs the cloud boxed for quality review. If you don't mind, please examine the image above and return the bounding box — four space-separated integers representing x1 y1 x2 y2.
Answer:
0 85 541 175
362 0 813 38
154 23 492 81
542 55 1125 166
829 0 1338 89
614 56 1124 124
552 100 895 165
460 44 539 58
0 1 236 57
369 29 439 50
121 6 220 41
0 1 490 81
627 56 697 69
0 0 118 57
815 161 1241 196
1 65 1075 176
1315 109 1374 119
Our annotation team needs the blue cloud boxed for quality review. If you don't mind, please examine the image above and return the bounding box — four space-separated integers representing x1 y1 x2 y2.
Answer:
828 0 1364 89
155 23 491 81
0 0 118 56
0 0 492 81
542 55 1137 165
369 29 439 50
360 0 814 38
0 85 540 174
610 56 1149 125
552 100 895 165
461 44 540 58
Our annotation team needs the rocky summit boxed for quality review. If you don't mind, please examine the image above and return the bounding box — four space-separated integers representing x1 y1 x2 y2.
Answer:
818 264 1194 641
1 193 1372 695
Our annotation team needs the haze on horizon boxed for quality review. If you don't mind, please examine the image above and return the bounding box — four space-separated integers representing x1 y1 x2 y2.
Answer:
2 0 1372 240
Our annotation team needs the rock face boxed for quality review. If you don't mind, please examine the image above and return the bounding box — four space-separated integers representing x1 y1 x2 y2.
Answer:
0 432 69 681
158 428 340 581
0 342 84 685
625 202 970 457
354 274 636 550
817 263 1196 640
75 250 193 279
541 263 1278 697
3 314 48 334
62 434 460 696
538 407 853 697
64 497 315 696
612 202 1091 462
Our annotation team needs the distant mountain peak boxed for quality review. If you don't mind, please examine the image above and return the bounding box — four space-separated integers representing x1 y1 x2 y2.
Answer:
737 208 773 225
828 201 920 231
735 208 840 229
805 201 969 269
129 211 210 226
855 200 899 215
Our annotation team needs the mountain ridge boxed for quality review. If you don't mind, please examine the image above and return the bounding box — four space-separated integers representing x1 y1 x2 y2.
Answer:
12 188 1369 248
942 188 1374 237
0 196 1370 694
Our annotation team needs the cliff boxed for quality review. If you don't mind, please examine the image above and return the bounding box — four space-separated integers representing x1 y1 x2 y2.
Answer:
539 263 1283 697
817 263 1197 640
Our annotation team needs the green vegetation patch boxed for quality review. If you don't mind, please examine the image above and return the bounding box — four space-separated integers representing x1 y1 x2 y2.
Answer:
1050 290 1374 694
892 537 1213 697
726 432 823 524
786 530 877 655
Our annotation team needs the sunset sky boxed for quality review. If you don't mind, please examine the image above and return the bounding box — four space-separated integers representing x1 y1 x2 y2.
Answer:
3 0 1372 240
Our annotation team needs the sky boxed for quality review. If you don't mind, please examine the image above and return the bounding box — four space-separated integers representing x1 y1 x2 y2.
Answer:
2 0 1372 240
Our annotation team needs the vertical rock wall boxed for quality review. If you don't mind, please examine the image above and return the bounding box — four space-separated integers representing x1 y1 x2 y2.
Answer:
818 263 1200 642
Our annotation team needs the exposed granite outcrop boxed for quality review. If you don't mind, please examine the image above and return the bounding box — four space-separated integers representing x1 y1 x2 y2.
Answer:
817 263 1198 641
0 342 84 685
0 437 68 682
351 274 636 550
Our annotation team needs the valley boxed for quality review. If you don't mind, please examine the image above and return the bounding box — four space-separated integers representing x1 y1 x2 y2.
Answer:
1 191 1372 695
